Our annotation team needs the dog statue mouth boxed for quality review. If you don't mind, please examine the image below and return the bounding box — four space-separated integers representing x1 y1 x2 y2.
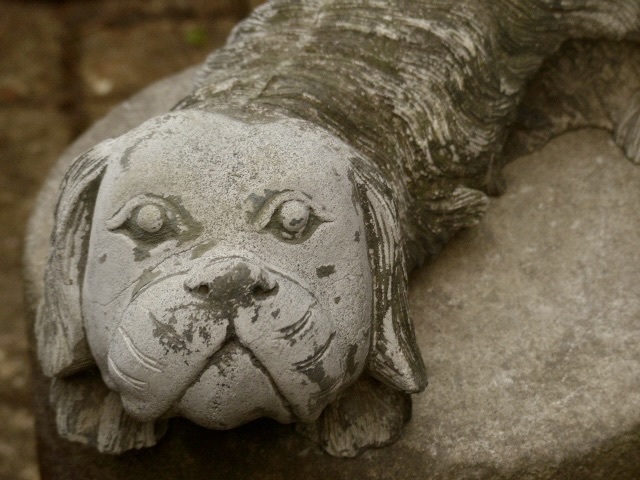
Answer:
173 339 295 428
105 256 348 428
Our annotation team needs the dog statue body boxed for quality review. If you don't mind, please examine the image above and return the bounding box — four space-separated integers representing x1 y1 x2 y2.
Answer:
26 0 640 457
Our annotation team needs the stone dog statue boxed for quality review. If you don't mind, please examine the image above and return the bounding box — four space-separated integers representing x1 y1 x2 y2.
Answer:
26 0 640 458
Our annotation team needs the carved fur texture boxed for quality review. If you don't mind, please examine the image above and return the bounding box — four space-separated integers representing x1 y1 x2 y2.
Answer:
183 0 640 264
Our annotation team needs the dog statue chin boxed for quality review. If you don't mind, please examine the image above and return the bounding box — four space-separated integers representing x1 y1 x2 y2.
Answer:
34 108 426 457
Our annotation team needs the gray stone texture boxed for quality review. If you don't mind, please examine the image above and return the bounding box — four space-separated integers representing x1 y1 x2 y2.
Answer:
410 128 640 477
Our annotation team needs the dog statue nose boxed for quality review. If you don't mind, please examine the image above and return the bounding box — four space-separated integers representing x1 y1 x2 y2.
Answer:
184 258 278 302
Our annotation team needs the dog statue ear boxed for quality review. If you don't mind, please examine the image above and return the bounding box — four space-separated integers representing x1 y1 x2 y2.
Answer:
297 375 411 457
50 371 168 454
351 160 428 394
35 140 167 453
36 142 112 378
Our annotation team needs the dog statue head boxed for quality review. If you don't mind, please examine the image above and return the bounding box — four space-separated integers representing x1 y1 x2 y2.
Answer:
36 109 426 454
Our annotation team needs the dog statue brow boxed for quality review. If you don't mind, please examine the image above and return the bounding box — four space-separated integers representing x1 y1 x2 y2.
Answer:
34 0 640 458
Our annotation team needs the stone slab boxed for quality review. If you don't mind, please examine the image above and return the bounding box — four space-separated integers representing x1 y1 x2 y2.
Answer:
409 128 640 477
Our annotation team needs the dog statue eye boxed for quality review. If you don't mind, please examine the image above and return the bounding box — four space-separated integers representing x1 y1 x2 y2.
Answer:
277 200 310 235
106 194 191 245
254 191 333 242
135 204 165 233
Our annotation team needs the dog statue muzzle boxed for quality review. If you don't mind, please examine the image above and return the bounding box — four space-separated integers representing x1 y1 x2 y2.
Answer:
107 255 351 429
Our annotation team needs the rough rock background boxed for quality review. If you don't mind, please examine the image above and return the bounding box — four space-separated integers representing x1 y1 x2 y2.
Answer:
0 2 263 479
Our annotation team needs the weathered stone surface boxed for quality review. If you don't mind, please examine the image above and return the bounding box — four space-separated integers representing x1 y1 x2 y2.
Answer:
0 4 62 104
31 127 640 478
408 128 640 477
